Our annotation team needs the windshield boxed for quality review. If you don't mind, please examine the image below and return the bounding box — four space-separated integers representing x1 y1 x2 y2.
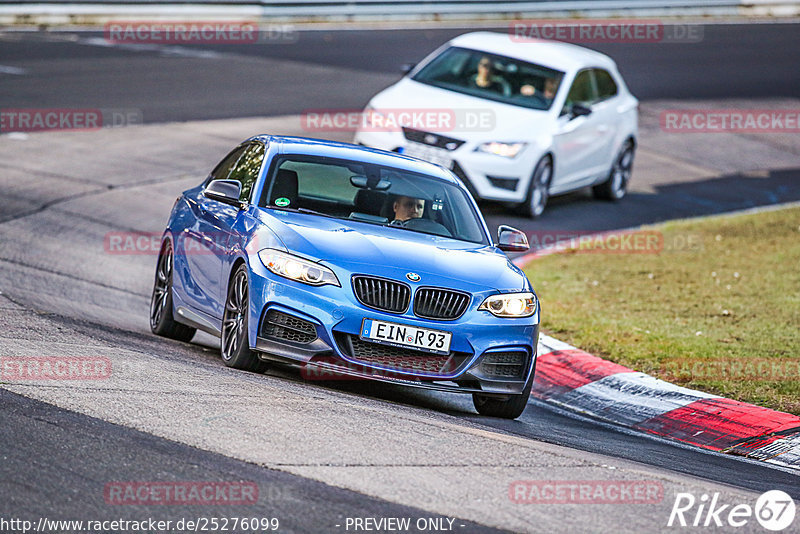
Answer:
259 154 489 245
413 46 564 111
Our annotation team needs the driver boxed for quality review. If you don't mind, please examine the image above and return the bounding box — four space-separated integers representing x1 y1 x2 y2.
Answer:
392 195 425 222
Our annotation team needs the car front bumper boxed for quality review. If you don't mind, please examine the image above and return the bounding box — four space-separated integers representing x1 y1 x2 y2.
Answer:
248 260 539 395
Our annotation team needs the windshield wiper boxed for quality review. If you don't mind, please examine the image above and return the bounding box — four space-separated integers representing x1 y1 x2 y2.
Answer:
269 206 337 219
297 207 335 217
385 222 452 240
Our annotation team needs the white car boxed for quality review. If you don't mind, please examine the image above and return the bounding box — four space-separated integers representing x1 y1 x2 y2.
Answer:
354 31 638 217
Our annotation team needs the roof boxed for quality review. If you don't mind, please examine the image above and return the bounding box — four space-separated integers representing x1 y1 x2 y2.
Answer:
449 31 616 73
250 135 459 185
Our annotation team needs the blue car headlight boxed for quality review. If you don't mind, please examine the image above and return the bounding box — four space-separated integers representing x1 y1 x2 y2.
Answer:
258 249 340 287
478 292 537 318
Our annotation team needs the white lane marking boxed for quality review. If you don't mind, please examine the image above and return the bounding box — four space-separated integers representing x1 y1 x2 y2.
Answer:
0 65 27 75
2 132 29 140
760 433 800 469
538 333 578 353
531 395 800 476
550 371 718 427
78 36 222 59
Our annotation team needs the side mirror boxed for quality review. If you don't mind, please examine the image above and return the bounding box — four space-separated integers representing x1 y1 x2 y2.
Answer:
203 179 243 208
497 225 529 252
570 103 592 119
401 62 417 75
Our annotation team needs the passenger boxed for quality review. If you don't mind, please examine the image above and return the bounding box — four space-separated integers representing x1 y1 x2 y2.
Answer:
520 77 558 103
470 57 506 94
392 196 425 222
542 77 558 100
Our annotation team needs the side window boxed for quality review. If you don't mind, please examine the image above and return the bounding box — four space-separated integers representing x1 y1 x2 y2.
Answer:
594 69 618 101
208 146 247 183
228 143 266 202
562 70 598 114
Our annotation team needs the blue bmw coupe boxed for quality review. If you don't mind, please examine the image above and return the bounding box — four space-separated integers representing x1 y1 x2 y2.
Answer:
150 136 539 418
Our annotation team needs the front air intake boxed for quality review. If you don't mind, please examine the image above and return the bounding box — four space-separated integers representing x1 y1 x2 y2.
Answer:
261 310 317 344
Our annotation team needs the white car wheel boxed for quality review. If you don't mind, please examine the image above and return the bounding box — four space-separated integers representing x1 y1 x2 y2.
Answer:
593 142 635 201
522 157 552 218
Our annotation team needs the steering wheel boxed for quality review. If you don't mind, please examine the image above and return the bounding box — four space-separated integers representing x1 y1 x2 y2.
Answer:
403 217 453 237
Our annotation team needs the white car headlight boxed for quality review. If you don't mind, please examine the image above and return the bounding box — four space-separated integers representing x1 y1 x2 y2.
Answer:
476 142 526 159
258 249 340 287
478 292 537 318
363 106 392 130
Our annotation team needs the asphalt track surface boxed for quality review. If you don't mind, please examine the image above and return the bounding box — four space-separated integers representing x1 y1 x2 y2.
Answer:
0 390 504 532
1 23 799 120
1 23 799 235
1 22 799 533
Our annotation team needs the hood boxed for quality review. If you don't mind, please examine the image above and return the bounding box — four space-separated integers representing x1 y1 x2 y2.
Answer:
369 78 554 141
255 210 528 292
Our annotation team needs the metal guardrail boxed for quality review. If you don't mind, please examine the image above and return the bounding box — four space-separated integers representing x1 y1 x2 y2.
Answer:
1 0 798 23
298 0 766 17
261 0 747 16
0 0 756 7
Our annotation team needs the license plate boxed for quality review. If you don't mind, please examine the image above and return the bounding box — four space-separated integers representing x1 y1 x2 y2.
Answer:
360 318 452 355
403 142 453 169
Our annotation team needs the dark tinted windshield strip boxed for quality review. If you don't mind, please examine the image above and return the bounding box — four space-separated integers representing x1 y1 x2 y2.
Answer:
259 154 460 207
412 46 565 111
257 153 490 245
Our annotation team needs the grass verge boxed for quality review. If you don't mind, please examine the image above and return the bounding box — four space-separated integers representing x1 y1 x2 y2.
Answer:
524 205 800 415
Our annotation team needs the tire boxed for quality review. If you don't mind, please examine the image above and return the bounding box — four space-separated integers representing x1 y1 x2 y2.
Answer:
472 368 535 420
150 242 196 342
593 141 635 201
220 264 267 373
521 156 552 218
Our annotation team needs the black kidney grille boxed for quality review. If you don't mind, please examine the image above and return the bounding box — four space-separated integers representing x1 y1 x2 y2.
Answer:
352 276 410 313
261 310 317 344
413 288 470 320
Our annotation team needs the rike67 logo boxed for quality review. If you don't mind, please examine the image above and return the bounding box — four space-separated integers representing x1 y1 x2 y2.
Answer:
668 490 795 531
